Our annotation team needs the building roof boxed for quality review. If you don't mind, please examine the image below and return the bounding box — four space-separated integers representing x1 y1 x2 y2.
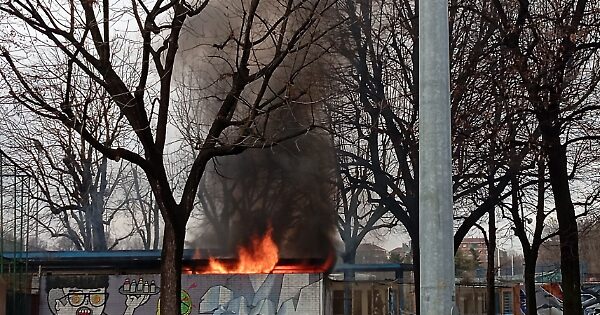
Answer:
357 243 387 252
334 263 413 272
461 238 486 244
0 250 329 273
0 250 414 276
390 245 411 255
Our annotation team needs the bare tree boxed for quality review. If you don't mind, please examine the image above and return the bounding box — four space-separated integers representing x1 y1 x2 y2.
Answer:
486 0 600 312
579 213 600 279
115 166 162 250
334 177 396 315
0 0 337 310
329 1 532 313
508 155 557 315
0 84 134 251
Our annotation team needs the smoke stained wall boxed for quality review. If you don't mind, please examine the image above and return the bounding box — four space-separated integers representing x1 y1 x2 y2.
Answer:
174 0 337 259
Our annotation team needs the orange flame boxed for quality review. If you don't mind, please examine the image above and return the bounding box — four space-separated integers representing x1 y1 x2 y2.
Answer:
203 226 279 274
184 226 335 274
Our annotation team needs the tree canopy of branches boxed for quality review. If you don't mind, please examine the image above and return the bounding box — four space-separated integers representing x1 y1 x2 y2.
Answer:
327 0 535 312
486 0 600 312
0 0 338 311
328 1 600 314
0 86 137 251
2 0 600 312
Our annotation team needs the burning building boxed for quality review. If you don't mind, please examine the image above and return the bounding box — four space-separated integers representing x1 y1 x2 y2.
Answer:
175 0 338 266
170 13 340 315
1 250 415 315
21 249 333 315
40 273 325 315
15 0 340 314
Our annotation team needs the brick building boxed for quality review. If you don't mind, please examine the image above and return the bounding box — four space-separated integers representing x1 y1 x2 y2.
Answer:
355 244 389 264
458 238 488 264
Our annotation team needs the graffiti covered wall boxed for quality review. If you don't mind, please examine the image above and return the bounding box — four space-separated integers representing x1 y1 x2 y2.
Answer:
39 273 323 315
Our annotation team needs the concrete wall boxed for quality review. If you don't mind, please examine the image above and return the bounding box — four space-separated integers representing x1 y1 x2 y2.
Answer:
39 273 323 315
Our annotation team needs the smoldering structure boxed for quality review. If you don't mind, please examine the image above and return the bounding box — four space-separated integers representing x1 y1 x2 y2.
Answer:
206 130 336 259
175 0 337 260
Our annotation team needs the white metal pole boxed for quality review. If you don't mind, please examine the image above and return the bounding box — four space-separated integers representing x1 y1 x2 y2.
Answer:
512 253 515 277
418 0 455 313
498 247 501 276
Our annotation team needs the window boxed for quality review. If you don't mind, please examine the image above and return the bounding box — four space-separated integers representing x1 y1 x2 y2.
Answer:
502 291 513 314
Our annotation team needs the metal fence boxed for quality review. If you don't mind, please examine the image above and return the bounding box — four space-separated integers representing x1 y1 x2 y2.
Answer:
0 149 36 315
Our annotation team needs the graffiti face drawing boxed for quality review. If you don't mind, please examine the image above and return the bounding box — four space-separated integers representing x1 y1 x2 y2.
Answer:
54 287 108 315
46 276 110 315
42 274 324 315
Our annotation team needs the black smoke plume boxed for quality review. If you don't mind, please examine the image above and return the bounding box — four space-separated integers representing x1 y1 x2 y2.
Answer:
177 0 337 260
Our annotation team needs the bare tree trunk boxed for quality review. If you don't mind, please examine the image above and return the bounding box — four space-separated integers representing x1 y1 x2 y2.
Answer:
90 195 108 251
411 236 420 315
486 210 496 315
523 250 538 315
547 149 582 314
79 157 109 251
342 247 356 315
543 125 582 315
160 217 184 315
91 157 108 251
